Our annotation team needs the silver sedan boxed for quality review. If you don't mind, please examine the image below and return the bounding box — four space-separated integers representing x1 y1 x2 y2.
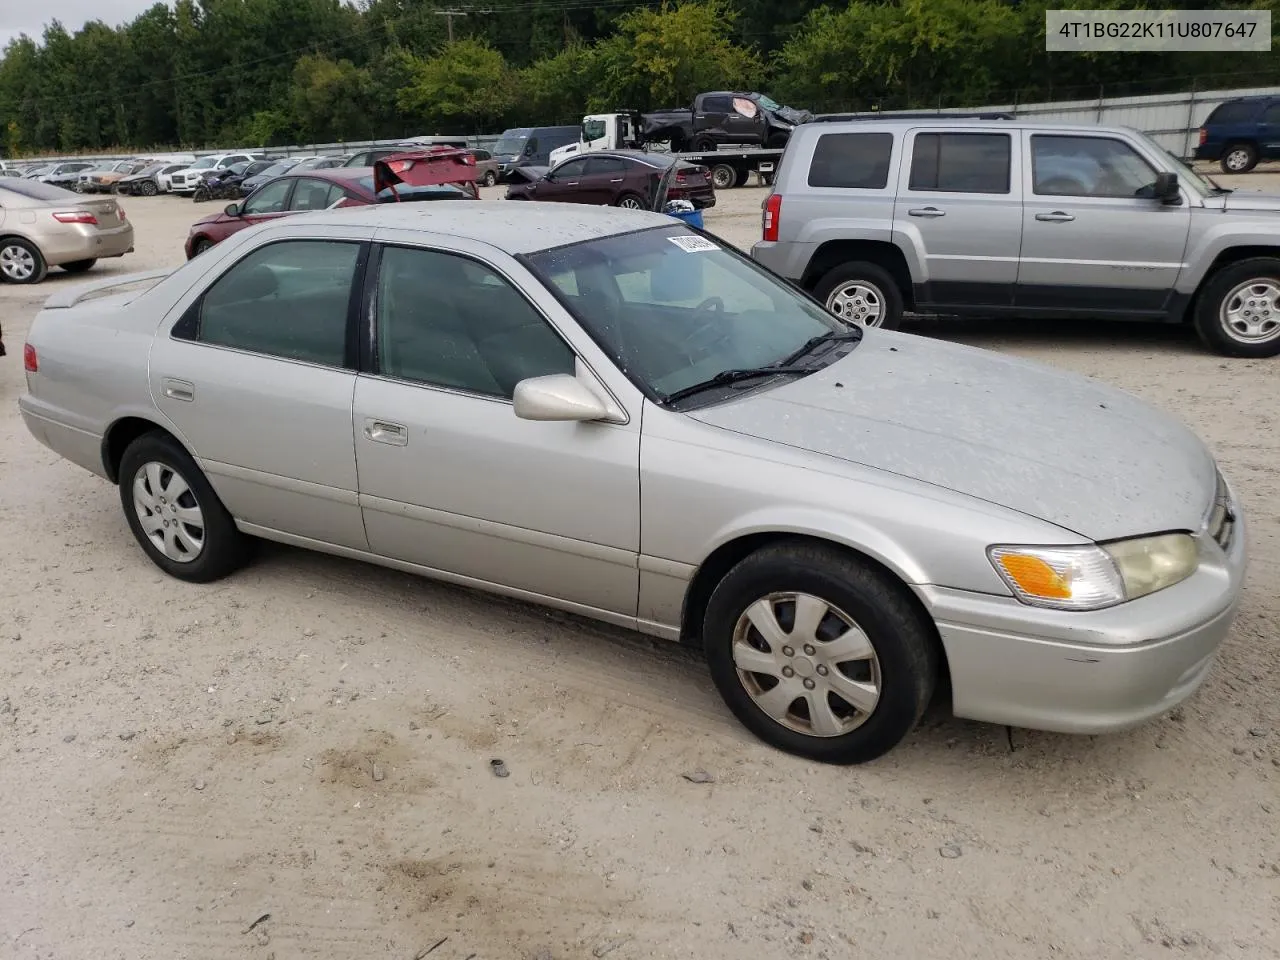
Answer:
18 203 1247 763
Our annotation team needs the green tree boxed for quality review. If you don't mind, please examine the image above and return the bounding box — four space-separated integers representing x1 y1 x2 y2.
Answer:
397 39 515 133
291 54 374 142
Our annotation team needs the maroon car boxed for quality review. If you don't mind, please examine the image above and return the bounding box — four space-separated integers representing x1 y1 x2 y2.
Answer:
504 150 715 210
185 148 479 258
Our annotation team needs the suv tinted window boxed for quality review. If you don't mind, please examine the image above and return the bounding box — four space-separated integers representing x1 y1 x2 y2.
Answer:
807 132 893 189
197 240 358 366
1207 100 1262 125
1263 103 1280 124
1032 135 1157 198
909 133 1010 193
703 95 733 112
376 246 575 397
585 155 628 175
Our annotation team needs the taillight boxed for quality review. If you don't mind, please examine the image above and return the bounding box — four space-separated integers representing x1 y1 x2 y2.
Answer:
23 343 37 372
676 170 688 183
52 210 98 224
763 193 782 242
118 205 127 220
1199 127 1207 145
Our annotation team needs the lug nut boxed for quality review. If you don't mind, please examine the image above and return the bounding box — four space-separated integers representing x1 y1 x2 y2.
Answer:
803 644 816 656
781 646 794 658
782 666 795 678
816 665 829 676
803 678 816 690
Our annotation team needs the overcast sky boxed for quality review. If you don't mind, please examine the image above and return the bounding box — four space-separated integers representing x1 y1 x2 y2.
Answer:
1 0 159 51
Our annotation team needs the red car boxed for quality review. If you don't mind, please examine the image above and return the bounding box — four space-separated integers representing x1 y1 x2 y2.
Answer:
185 149 478 258
504 150 716 210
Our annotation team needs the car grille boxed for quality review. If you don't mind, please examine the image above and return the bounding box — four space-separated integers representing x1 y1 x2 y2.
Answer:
1204 470 1236 552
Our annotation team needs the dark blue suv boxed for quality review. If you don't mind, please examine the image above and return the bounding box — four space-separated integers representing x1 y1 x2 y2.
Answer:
1195 95 1280 173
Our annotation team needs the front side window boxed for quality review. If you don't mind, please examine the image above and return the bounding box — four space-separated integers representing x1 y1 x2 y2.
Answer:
526 225 840 401
909 132 1011 194
808 132 893 189
195 240 359 367
376 246 575 397
552 158 588 179
703 95 733 113
1032 135 1158 198
242 178 293 214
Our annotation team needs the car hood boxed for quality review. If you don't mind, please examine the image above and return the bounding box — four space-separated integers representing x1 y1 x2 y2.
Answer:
1219 189 1280 212
688 331 1216 542
506 165 548 184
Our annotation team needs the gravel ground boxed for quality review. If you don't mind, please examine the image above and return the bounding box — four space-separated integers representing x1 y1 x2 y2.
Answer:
1 179 1278 960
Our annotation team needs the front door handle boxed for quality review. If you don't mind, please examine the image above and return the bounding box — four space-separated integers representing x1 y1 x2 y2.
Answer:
907 207 945 218
610 178 624 183
161 378 194 402
566 181 579 187
1035 211 1076 222
364 419 407 446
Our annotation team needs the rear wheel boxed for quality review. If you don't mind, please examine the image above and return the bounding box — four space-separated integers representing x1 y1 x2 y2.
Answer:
0 238 48 284
118 431 252 583
1221 142 1258 173
482 170 497 187
61 259 97 273
1194 258 1280 357
615 193 645 210
710 163 737 190
703 541 938 764
692 135 717 153
813 261 904 330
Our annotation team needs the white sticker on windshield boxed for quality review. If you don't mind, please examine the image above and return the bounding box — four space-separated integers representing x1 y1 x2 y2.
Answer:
667 235 718 253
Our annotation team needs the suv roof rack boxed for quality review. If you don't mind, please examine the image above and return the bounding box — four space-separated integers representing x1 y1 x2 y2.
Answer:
812 111 1015 123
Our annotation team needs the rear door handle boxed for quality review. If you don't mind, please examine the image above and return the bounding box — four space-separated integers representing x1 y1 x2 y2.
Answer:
610 178 623 183
161 378 194 402
364 419 407 446
907 207 945 218
1035 211 1076 222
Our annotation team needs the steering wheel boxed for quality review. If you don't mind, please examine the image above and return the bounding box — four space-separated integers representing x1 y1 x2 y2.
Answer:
684 296 730 362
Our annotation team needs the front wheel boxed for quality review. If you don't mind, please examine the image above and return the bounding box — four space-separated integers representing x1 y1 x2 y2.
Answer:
812 261 904 330
482 170 497 187
703 541 938 764
1194 258 1280 357
118 431 252 583
193 185 210 202
140 180 159 196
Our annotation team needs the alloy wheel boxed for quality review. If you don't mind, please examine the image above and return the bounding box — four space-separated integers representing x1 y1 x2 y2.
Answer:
1221 279 1280 344
1224 148 1253 172
0 243 36 282
827 281 886 327
619 196 644 209
132 461 206 563
732 591 881 737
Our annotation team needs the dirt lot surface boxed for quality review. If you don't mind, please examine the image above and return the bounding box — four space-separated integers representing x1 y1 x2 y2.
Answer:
2 178 1278 960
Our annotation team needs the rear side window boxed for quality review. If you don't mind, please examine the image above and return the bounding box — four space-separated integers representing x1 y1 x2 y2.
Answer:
909 133 1011 194
1263 103 1280 125
1207 101 1261 125
807 132 893 189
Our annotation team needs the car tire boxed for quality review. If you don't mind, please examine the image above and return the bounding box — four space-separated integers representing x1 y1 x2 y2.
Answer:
710 163 737 190
1220 142 1259 174
767 132 789 149
60 259 97 273
140 180 159 196
812 261 904 330
118 431 252 583
191 237 214 257
0 237 49 284
615 193 645 210
482 171 497 187
703 540 939 764
692 135 718 153
1193 257 1280 358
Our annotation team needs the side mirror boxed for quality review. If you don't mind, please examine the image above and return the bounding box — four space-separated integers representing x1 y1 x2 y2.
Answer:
1153 172 1180 203
513 374 609 422
224 202 241 217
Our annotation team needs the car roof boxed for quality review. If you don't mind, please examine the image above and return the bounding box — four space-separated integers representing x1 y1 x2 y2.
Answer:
259 202 672 254
792 117 1144 136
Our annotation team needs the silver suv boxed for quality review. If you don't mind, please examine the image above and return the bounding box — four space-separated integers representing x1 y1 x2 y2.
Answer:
752 117 1280 358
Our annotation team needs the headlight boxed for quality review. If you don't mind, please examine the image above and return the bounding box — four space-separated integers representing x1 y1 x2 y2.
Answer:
988 533 1199 611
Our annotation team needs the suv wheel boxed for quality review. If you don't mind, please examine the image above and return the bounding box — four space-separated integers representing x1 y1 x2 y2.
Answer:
1221 142 1259 173
813 262 904 330
1195 258 1280 357
703 541 938 764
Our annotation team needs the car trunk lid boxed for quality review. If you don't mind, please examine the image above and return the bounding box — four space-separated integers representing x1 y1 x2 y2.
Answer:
374 148 479 198
74 195 126 230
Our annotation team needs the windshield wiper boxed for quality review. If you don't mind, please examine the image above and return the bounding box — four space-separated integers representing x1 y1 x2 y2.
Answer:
662 366 811 405
778 328 863 367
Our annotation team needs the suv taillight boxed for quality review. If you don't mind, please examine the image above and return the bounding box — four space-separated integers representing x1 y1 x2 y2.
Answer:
24 343 37 372
763 193 782 242
1199 127 1208 145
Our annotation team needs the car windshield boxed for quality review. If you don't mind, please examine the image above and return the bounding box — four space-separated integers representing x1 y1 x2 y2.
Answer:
1 178 81 201
583 119 607 141
354 176 470 202
525 224 844 402
134 163 164 176
753 94 782 111
188 157 217 170
494 133 530 155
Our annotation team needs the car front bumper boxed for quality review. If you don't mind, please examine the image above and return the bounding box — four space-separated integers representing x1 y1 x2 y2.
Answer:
915 510 1248 735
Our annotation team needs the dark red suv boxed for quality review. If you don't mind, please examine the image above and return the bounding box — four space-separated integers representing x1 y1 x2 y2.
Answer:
185 149 479 258
504 150 715 210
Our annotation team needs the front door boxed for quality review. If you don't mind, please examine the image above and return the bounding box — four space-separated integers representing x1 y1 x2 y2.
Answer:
1015 132 1191 314
352 240 641 617
148 236 368 549
237 177 296 229
894 129 1023 309
536 158 589 202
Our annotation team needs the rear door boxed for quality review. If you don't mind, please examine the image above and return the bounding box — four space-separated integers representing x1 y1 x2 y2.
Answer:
894 128 1022 309
1015 131 1190 315
695 95 733 141
580 155 629 204
1259 101 1280 160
